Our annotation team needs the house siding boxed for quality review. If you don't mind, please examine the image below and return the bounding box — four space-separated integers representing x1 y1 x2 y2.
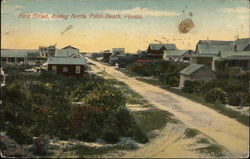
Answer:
48 64 85 77
179 75 191 88
192 57 213 68
191 67 216 80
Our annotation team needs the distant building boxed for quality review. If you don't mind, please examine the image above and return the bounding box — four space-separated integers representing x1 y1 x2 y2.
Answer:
192 38 250 69
1 49 39 65
47 57 86 77
163 50 195 62
110 48 125 64
147 44 177 59
179 64 216 88
101 50 112 62
39 45 56 57
55 45 80 57
112 48 125 54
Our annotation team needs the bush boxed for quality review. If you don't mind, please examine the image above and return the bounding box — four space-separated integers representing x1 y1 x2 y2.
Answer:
228 92 250 106
126 60 188 78
182 80 204 94
204 88 227 104
167 76 179 87
3 72 148 145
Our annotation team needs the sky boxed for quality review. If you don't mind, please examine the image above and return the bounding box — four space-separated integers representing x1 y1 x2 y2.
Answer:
1 0 250 52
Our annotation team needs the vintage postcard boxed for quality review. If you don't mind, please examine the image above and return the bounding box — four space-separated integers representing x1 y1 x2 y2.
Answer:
1 0 249 158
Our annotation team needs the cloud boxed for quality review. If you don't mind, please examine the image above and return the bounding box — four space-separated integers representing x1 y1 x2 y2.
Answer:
103 7 180 17
1 4 24 15
222 7 250 13
60 25 73 35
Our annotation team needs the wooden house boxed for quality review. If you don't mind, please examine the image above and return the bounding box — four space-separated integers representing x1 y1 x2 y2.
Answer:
213 51 250 72
147 44 177 59
192 38 250 69
55 45 80 57
163 50 195 62
39 45 56 57
192 40 232 68
179 64 216 88
47 57 86 77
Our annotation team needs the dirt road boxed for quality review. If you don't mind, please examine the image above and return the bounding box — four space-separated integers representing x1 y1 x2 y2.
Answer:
87 58 249 158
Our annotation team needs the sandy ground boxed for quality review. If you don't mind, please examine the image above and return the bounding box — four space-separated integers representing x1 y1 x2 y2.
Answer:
87 58 249 158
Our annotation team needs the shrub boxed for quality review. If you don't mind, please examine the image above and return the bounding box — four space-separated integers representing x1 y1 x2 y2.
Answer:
182 80 204 94
3 72 148 145
32 135 50 155
204 88 227 104
228 92 250 106
167 76 180 87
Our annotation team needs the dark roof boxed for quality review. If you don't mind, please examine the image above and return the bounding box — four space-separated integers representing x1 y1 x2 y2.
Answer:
180 64 204 76
62 45 79 50
149 44 176 50
47 57 86 65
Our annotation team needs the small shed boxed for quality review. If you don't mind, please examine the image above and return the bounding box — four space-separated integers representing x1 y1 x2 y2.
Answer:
47 57 86 77
179 64 216 88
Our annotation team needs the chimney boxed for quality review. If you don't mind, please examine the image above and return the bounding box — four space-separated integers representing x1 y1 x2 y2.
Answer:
207 36 209 40
234 45 237 51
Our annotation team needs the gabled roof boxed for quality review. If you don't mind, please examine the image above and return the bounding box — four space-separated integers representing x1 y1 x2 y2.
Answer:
196 44 232 54
149 44 176 50
198 40 233 45
196 38 250 54
47 57 86 65
62 45 79 50
218 51 250 60
180 64 204 76
230 38 250 51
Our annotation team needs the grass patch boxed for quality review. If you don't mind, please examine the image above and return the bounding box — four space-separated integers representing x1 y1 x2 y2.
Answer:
126 96 146 105
196 144 224 157
143 104 154 108
196 138 210 144
132 109 179 134
184 128 200 138
63 144 124 157
62 142 140 158
136 78 249 127
106 78 127 86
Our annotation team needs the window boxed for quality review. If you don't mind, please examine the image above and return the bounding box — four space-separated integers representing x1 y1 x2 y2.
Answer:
76 66 80 74
52 65 57 73
63 67 68 72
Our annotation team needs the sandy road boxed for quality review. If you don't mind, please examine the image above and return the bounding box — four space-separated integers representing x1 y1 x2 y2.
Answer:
87 58 249 158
